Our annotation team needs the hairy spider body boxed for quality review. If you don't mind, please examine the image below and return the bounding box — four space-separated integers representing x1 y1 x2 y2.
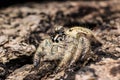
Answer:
33 26 101 71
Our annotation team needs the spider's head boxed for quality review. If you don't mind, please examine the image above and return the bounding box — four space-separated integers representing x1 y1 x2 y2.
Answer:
65 27 78 38
51 26 65 43
65 26 93 38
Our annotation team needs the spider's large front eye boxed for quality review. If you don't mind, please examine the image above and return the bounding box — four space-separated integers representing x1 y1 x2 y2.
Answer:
55 39 59 43
51 35 56 42
51 36 54 42
57 36 63 42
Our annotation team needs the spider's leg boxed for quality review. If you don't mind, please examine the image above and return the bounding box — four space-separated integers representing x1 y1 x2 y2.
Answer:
70 34 91 66
79 36 91 61
33 45 43 68
69 38 83 66
43 44 64 61
56 43 77 71
43 53 62 61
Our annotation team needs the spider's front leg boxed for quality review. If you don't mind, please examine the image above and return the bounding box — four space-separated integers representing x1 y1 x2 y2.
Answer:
42 44 64 61
56 43 77 71
33 44 43 68
70 33 92 66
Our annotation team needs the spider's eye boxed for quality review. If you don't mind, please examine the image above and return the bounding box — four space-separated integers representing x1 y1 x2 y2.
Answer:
59 37 63 41
55 39 59 43
51 37 54 42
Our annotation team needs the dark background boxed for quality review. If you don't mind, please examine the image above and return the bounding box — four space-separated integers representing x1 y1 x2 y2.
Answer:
0 0 65 8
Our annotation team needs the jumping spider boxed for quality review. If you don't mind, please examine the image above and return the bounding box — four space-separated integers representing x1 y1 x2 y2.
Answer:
33 26 101 72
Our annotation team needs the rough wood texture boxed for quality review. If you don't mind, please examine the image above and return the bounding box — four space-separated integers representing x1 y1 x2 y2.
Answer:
0 1 120 80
